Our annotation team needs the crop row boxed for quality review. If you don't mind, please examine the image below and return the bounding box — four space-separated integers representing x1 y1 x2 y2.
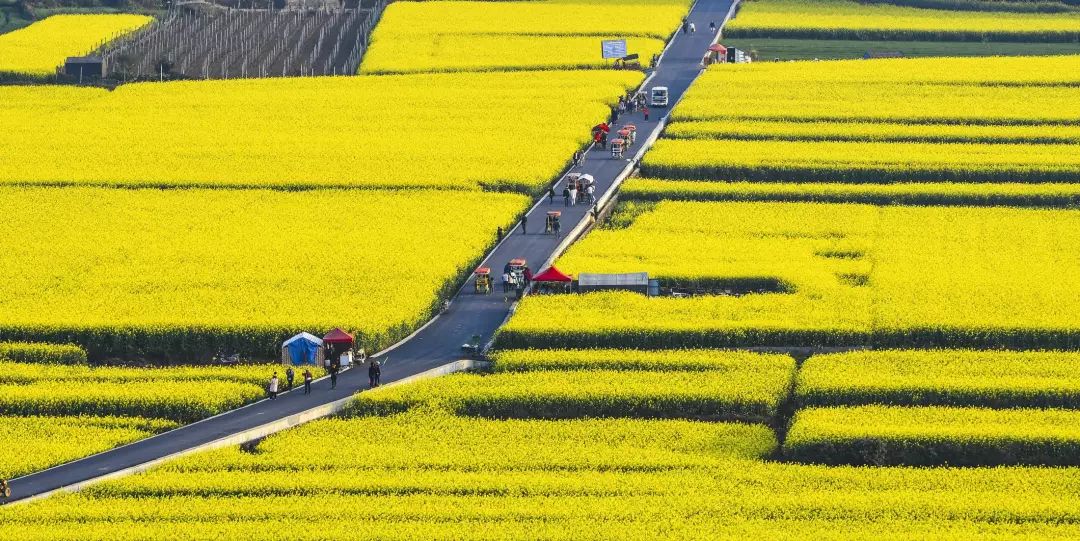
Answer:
490 348 791 372
348 364 795 422
360 0 690 74
725 0 1080 42
500 201 1080 350
0 14 151 77
5 413 1080 538
620 178 1080 208
0 70 638 191
0 187 525 360
664 119 1080 145
0 416 176 480
797 349 1080 409
0 341 86 365
0 360 321 387
641 138 1080 184
785 405 1080 466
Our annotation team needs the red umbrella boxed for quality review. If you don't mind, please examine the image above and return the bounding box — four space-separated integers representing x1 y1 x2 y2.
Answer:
708 44 726 53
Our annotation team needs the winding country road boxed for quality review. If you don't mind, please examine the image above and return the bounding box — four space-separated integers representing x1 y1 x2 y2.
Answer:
5 0 736 504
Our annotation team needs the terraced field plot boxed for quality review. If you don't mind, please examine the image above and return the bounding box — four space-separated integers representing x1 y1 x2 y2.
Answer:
0 14 151 77
361 0 691 74
501 201 1080 349
0 70 637 191
0 187 526 358
725 0 1080 42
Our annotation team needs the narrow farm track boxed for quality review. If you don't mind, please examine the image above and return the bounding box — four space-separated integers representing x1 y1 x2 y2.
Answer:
3 0 735 505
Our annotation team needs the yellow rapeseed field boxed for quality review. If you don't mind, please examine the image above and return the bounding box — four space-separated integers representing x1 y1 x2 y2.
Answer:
0 70 639 191
500 201 1080 349
6 412 1080 539
0 14 151 76
725 0 1080 42
360 0 690 74
0 187 527 356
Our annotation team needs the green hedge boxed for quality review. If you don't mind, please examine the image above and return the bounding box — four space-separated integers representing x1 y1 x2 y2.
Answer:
0 341 87 365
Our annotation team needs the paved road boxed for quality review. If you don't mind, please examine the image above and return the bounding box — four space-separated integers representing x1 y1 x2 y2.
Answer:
4 0 735 504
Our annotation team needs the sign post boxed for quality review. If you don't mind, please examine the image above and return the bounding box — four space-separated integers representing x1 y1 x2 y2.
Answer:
601 39 628 60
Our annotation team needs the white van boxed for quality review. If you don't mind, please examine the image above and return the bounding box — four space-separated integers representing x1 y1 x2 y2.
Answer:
650 86 669 107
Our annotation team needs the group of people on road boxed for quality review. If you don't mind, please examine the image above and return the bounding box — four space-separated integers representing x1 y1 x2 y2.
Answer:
267 358 381 400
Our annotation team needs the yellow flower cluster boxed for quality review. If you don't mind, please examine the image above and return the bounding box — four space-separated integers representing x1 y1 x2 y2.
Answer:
725 0 1080 41
360 0 689 74
0 14 151 76
500 201 1080 349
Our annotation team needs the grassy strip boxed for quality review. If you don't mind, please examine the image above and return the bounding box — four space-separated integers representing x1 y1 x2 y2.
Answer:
784 405 1080 466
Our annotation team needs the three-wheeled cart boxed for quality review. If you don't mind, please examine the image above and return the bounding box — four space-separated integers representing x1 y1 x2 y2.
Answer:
611 138 625 158
622 124 637 145
545 211 561 234
474 267 493 294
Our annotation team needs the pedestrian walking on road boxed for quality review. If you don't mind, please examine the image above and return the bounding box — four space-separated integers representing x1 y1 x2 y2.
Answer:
285 366 295 390
709 21 717 33
587 184 596 203
563 186 571 207
521 214 528 234
553 218 562 239
611 106 619 124
268 373 279 400
569 186 578 206
643 106 650 122
681 19 688 34
369 360 381 388
689 22 696 33
329 363 338 390
502 271 511 292
548 186 556 204
303 369 313 394
600 131 608 149
573 150 584 167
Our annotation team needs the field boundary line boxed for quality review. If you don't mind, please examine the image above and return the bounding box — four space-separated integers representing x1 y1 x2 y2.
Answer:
4 359 489 507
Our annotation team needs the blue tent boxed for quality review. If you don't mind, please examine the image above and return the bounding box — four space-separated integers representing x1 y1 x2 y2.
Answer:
282 332 323 365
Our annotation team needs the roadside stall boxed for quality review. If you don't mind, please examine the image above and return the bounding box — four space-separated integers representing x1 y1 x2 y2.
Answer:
281 332 324 366
531 266 574 294
323 327 361 367
474 267 493 294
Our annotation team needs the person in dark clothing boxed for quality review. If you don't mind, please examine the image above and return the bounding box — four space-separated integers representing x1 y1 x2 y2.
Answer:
611 107 619 124
548 186 556 204
573 150 583 166
521 215 527 234
369 360 381 388
600 132 608 148
329 363 339 390
681 19 688 34
302 368 313 394
709 21 717 33
553 219 562 239
285 366 295 390
563 187 571 207
0 478 9 499
497 226 503 240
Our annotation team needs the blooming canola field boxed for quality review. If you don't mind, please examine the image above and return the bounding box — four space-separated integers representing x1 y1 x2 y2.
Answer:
0 14 151 77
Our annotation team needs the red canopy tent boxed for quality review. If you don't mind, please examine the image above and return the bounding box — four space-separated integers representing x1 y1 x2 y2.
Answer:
532 266 573 283
708 44 727 53
323 328 355 344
